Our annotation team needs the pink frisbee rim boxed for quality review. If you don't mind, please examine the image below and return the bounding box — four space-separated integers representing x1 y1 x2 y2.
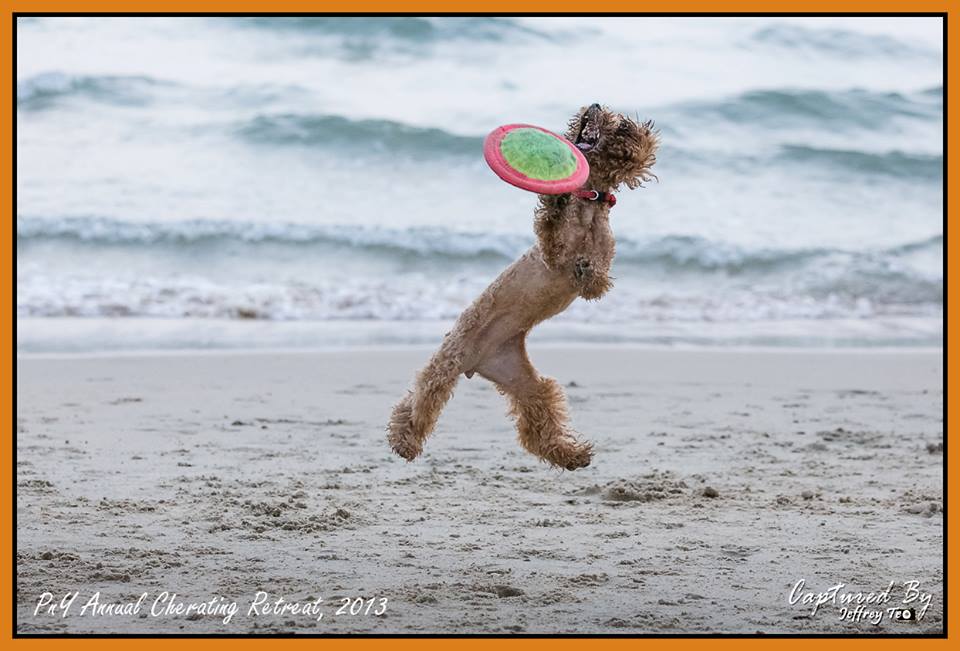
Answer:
483 123 589 195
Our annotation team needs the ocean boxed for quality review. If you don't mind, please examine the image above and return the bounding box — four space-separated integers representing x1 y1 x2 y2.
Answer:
16 16 944 351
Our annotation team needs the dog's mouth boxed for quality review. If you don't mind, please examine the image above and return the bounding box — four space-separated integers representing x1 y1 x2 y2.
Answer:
574 106 601 153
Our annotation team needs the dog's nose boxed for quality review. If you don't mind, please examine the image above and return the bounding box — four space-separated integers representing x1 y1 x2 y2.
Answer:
589 103 601 111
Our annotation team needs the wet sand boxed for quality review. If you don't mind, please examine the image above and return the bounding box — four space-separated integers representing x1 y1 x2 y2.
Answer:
16 346 944 634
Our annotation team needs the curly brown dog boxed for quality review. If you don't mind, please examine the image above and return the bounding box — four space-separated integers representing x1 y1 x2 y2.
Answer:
387 103 659 470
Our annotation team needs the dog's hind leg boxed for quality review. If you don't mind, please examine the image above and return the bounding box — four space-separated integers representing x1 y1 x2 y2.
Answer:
387 338 463 461
476 334 593 470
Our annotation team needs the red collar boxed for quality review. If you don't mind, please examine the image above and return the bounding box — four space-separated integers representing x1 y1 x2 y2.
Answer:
574 189 617 206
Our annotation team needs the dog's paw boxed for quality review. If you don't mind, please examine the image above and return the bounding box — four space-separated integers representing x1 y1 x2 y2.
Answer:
388 433 422 461
386 396 421 461
540 437 593 471
573 256 593 283
560 442 593 471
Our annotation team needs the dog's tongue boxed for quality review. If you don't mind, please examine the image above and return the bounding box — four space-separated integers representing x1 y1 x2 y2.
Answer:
576 142 593 151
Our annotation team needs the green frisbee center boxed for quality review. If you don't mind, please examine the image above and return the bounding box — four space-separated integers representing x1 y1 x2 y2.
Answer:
500 128 577 181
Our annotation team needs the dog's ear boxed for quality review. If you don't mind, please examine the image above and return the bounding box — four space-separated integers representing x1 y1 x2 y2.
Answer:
618 118 659 190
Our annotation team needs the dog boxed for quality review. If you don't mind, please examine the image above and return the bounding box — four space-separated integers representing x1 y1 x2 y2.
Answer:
387 103 659 470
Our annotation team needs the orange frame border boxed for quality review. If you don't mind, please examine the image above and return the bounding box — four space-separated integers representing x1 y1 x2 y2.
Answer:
1 3 954 646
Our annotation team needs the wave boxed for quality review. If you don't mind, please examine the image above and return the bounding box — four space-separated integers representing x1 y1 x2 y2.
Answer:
17 71 313 113
237 113 481 157
749 24 938 59
229 16 551 43
888 233 943 255
20 72 941 172
16 267 942 322
17 72 168 110
683 87 941 129
17 216 527 259
778 145 942 180
18 216 944 274
18 216 942 322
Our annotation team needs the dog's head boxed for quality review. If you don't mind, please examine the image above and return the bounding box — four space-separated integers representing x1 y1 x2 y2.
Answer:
565 103 659 192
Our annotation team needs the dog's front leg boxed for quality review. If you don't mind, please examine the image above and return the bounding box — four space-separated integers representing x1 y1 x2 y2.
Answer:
574 255 612 300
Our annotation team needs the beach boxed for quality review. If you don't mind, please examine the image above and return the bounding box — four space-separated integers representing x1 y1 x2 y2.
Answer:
16 346 944 634
15 15 944 636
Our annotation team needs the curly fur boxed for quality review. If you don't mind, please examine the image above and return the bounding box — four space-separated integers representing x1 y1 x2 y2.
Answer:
387 104 659 470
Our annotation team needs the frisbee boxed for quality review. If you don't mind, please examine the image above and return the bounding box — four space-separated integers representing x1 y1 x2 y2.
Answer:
483 124 589 194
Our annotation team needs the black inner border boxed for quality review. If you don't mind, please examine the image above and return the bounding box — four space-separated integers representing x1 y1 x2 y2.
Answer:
10 10 949 640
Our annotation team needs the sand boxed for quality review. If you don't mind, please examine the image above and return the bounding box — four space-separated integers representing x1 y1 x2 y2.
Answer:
15 346 944 634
